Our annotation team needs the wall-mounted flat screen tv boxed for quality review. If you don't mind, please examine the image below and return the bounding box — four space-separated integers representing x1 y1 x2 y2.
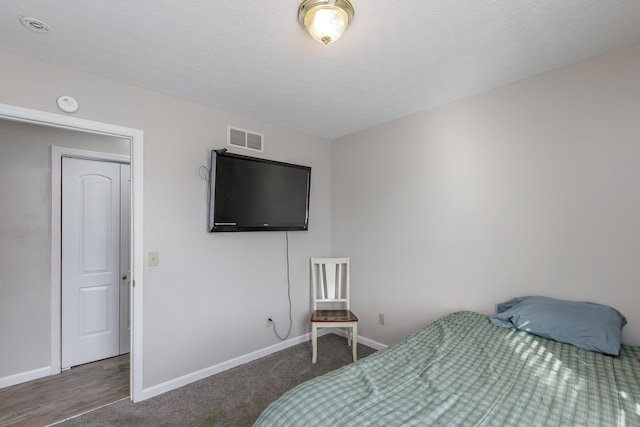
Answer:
209 150 311 232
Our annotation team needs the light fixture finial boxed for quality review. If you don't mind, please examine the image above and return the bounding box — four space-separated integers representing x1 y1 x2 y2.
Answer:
298 0 354 45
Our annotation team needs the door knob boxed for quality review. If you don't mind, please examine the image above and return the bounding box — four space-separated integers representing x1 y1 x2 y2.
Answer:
122 275 128 280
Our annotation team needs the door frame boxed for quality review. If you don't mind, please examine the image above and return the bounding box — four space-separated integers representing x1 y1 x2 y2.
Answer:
56 148 130 368
0 103 144 402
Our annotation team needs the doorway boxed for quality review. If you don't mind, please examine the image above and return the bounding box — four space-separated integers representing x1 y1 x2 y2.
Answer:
0 102 144 402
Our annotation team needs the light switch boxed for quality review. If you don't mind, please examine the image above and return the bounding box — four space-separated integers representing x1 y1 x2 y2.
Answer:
148 251 159 267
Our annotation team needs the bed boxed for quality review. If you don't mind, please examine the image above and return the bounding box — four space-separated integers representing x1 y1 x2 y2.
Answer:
254 309 640 426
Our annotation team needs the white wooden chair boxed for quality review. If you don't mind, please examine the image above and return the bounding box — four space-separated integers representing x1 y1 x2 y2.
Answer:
310 257 358 364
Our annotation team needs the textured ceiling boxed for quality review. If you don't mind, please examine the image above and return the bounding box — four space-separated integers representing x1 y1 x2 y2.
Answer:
2 1 640 139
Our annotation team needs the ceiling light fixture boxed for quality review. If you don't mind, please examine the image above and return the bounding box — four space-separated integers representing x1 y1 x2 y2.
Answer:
298 0 354 45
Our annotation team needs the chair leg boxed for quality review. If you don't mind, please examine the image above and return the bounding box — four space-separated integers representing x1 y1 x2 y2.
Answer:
352 323 358 362
347 327 352 347
312 324 318 364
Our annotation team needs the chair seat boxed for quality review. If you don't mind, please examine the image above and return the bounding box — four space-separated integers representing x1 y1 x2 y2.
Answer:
311 309 358 322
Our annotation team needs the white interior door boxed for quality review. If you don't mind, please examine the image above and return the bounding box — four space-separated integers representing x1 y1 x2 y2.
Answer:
119 164 131 354
62 157 122 368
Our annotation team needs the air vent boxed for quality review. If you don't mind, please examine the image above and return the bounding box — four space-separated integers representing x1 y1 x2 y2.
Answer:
227 126 264 152
20 17 51 33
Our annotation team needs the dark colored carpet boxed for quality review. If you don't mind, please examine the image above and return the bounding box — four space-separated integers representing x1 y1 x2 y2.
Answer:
53 334 376 427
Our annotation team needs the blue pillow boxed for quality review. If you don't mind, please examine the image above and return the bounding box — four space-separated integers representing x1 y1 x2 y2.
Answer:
489 296 627 356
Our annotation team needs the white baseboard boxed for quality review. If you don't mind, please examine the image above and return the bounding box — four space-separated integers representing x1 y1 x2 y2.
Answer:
139 329 331 401
0 330 386 398
328 328 388 351
0 366 51 389
140 328 386 401
357 335 388 350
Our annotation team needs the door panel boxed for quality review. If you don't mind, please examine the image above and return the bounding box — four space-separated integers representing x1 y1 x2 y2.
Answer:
80 285 111 334
81 175 112 272
62 157 121 368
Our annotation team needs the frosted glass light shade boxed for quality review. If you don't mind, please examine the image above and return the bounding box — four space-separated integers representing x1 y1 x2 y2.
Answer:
298 0 354 45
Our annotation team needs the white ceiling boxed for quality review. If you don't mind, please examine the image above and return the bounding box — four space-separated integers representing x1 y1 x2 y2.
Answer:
2 1 640 140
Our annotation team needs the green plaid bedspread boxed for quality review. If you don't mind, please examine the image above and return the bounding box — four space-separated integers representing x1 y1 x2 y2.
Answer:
254 311 640 426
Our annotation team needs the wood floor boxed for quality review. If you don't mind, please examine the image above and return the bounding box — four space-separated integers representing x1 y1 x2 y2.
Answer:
0 354 129 427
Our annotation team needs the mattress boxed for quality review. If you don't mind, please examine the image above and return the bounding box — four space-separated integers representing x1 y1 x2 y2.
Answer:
254 311 640 426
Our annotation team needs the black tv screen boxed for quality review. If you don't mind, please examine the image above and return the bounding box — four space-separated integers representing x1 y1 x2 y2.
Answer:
209 150 311 232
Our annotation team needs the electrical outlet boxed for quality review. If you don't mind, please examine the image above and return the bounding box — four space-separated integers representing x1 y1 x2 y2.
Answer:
379 313 385 325
266 316 273 327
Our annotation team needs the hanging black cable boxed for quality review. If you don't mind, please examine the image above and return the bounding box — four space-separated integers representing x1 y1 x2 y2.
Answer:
272 231 293 340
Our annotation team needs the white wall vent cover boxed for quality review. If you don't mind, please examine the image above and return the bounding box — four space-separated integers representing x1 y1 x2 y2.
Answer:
227 126 264 152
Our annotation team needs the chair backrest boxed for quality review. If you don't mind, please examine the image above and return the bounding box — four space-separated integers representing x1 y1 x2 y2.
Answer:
311 257 350 311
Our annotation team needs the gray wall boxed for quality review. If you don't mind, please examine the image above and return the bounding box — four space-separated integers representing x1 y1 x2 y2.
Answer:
0 120 129 378
2 41 639 394
332 43 640 347
0 50 332 389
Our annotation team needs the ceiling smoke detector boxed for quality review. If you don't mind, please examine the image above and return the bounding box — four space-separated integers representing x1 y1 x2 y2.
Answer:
20 17 51 33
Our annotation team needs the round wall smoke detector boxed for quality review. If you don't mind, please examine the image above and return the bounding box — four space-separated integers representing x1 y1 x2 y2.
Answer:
57 96 79 113
20 17 51 33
